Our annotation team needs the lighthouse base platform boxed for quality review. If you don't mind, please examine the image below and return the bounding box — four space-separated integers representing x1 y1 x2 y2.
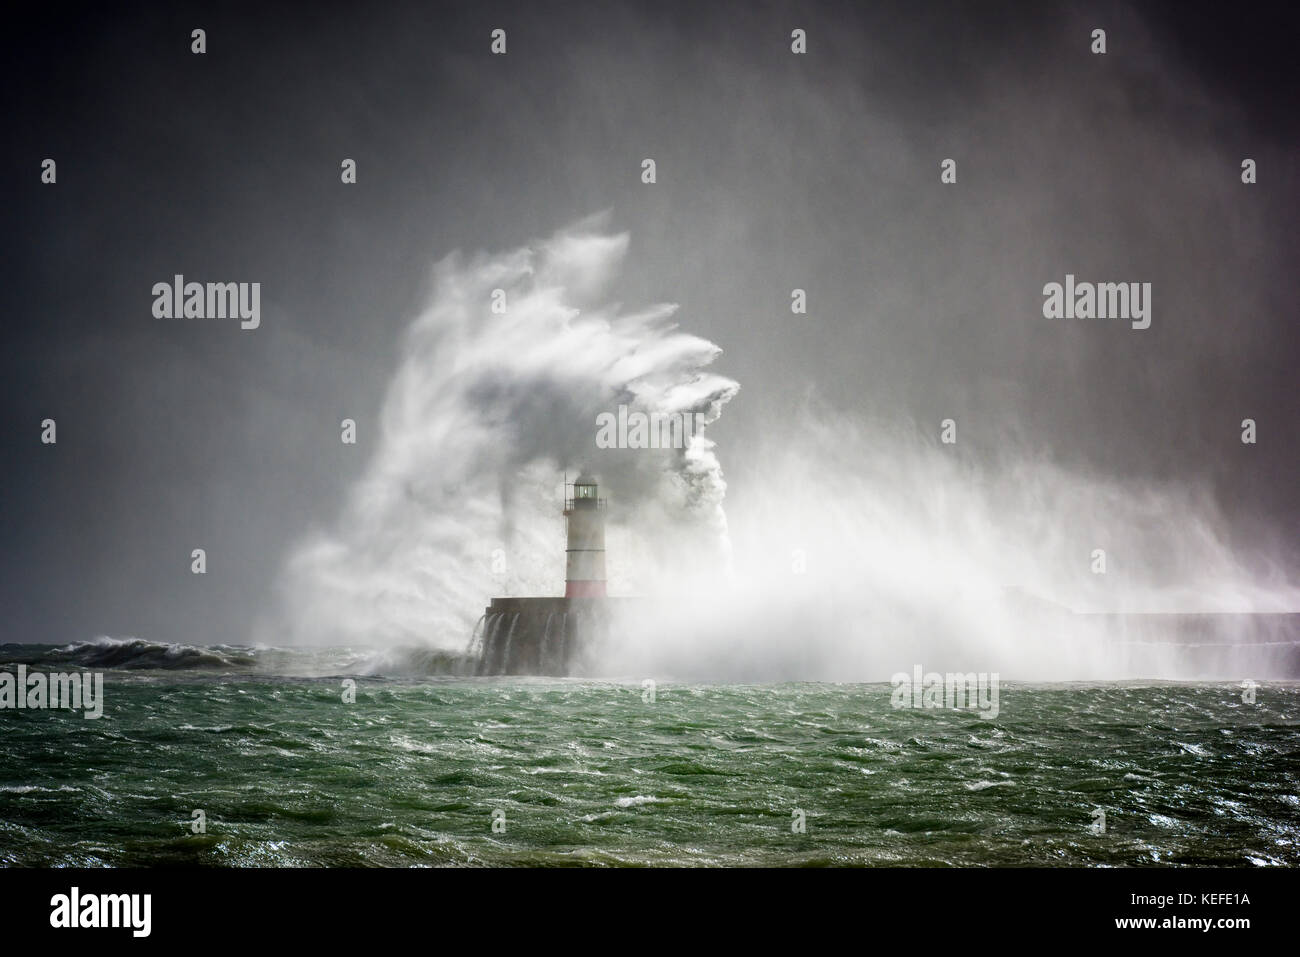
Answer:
470 597 640 676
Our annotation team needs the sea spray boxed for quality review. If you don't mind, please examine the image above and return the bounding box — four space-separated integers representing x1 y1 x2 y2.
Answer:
254 216 1296 680
262 213 739 648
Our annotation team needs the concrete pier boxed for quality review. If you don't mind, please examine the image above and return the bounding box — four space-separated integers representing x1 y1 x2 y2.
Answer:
470 596 643 676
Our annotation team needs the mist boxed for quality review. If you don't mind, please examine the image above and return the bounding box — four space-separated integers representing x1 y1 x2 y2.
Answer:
262 216 1297 681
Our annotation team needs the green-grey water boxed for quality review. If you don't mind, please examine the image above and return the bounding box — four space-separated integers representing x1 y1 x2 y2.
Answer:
2 641 1298 866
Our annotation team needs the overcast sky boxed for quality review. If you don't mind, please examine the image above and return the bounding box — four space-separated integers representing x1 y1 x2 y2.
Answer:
3 0 1296 645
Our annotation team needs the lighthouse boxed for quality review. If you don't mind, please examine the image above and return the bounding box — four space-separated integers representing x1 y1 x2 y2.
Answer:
472 472 627 675
564 474 607 597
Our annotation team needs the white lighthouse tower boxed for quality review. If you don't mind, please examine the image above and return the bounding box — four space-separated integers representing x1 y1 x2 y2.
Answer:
564 474 607 598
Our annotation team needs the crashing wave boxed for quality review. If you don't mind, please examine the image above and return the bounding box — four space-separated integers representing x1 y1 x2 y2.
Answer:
353 645 478 677
0 638 480 678
0 637 258 671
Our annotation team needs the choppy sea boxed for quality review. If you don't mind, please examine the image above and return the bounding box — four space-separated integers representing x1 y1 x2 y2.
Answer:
1 638 1297 866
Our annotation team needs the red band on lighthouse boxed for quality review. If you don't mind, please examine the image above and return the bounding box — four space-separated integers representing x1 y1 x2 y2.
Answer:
565 579 606 598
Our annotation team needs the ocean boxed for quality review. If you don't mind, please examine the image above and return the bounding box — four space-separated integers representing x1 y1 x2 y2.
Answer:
1 639 1297 867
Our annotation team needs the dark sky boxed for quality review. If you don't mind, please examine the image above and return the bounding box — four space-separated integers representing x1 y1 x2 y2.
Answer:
2 0 1297 645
